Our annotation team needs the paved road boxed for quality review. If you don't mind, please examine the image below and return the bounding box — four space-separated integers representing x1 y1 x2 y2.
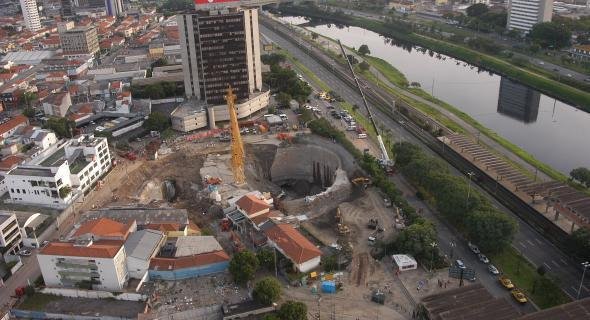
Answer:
260 21 590 304
335 7 590 82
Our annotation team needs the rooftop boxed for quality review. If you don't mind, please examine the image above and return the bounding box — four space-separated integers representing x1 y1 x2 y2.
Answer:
170 100 207 118
40 240 124 258
264 223 322 264
516 297 590 320
9 167 55 177
150 250 229 270
83 206 189 226
0 115 28 136
124 229 165 261
236 194 271 216
174 236 223 257
73 218 133 240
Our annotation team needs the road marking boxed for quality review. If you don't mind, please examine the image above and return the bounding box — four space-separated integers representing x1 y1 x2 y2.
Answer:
552 260 560 268
535 238 543 245
519 242 526 248
543 262 552 270
584 285 590 292
570 287 579 296
526 240 535 246
560 258 568 265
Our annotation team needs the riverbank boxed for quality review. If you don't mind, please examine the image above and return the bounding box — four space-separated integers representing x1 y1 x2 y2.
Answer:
276 4 590 112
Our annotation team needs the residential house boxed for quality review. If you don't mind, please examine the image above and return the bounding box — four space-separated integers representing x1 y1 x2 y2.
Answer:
42 92 72 117
0 115 29 139
264 223 322 273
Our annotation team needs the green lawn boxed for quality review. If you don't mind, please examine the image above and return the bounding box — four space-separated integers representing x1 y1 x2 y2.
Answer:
491 247 571 309
18 293 60 311
363 55 409 87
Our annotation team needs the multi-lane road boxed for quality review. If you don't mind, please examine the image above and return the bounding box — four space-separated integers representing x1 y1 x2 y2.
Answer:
259 19 590 307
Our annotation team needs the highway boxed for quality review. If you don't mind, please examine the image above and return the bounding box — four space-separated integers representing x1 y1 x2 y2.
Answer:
259 18 590 305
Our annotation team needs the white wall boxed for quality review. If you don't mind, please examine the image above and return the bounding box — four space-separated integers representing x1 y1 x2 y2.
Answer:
5 162 72 206
297 255 321 273
126 256 149 280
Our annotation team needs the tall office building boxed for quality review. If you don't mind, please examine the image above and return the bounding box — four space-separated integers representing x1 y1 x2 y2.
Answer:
104 0 123 16
59 25 100 56
497 77 540 123
178 1 263 105
61 0 74 18
19 0 42 31
507 0 554 32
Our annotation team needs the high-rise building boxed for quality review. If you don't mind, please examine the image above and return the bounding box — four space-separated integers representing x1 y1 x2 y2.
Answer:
507 0 554 32
61 0 74 18
497 77 540 123
19 0 42 31
104 0 123 16
59 25 100 56
178 4 263 105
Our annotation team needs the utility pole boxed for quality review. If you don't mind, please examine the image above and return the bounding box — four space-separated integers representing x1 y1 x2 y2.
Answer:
465 172 475 207
577 261 590 300
430 242 437 272
449 241 456 260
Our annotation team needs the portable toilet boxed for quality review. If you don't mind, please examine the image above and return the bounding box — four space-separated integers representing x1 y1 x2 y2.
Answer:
321 281 336 293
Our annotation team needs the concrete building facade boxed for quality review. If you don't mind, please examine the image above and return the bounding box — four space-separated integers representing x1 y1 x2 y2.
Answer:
104 0 123 16
19 0 42 31
507 0 554 32
178 7 263 104
60 26 100 56
0 212 22 257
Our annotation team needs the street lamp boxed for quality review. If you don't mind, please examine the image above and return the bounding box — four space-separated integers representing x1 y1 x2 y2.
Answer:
430 242 437 273
449 241 456 260
466 172 475 207
577 261 590 300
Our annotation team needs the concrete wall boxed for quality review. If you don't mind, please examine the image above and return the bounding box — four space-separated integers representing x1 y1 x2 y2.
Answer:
40 288 147 301
11 309 136 320
148 261 228 281
270 144 341 186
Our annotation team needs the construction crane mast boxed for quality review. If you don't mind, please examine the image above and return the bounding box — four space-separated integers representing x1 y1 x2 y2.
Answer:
337 40 393 168
225 86 246 185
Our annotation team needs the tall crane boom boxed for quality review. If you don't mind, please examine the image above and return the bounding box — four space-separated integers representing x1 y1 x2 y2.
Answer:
337 40 391 163
225 86 246 185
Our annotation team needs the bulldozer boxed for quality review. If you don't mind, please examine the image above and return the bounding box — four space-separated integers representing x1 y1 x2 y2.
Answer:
351 177 371 188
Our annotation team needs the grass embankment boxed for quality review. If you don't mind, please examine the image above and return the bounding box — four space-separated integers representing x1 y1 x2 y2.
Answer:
491 247 571 309
279 5 590 111
363 56 408 87
281 50 331 92
18 293 60 310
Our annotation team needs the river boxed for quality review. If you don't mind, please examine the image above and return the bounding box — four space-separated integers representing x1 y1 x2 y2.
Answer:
276 15 590 175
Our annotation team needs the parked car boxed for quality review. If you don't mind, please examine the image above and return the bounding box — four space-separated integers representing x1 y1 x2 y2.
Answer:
455 259 466 269
478 253 489 264
499 275 514 289
18 249 31 256
383 198 392 207
488 264 500 275
468 242 480 254
511 288 528 304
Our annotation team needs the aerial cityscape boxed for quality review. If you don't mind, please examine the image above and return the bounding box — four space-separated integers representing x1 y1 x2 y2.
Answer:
0 0 590 319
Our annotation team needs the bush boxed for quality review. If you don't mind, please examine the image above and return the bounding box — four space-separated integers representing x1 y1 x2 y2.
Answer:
257 248 276 271
229 250 259 285
278 301 307 320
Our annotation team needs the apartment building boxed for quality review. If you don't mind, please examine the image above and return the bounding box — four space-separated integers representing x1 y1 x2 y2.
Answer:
38 218 133 291
104 0 124 17
60 25 100 56
0 212 22 257
507 0 554 32
19 0 41 31
4 134 111 208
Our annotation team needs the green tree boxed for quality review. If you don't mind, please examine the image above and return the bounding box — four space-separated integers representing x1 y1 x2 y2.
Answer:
276 92 292 107
262 314 280 320
346 54 359 65
322 255 337 272
257 248 276 271
278 301 308 320
570 167 590 187
358 44 371 56
530 22 571 49
45 117 75 138
143 112 170 132
394 220 437 263
229 250 259 285
18 92 38 108
252 277 281 305
566 227 590 262
358 61 370 72
59 186 72 199
261 53 287 66
22 107 36 118
466 3 489 17
465 210 517 253
311 32 319 40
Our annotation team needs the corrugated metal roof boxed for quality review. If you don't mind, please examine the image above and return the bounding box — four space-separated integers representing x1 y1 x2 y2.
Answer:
124 229 164 261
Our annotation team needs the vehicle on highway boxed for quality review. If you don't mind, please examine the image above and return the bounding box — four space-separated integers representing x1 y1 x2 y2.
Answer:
455 259 466 269
357 133 367 139
567 74 573 78
488 264 500 275
478 253 489 264
499 275 514 289
511 288 528 304
18 249 31 256
468 242 480 254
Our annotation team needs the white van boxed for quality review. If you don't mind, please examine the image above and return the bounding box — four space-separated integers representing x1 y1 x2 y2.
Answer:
357 133 367 139
279 114 288 121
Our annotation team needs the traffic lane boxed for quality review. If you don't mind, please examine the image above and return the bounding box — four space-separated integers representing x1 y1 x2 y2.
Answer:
0 251 41 305
262 21 588 299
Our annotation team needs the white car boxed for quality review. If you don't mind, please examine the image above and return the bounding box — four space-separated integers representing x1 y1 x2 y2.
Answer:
18 249 31 256
478 253 490 264
468 242 480 254
488 264 500 275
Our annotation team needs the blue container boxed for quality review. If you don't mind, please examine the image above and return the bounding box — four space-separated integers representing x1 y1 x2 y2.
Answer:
321 281 336 293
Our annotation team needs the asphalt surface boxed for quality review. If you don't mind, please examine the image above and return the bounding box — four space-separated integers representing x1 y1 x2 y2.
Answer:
260 20 590 307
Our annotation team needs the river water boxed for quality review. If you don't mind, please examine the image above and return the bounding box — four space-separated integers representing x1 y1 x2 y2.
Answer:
277 15 590 175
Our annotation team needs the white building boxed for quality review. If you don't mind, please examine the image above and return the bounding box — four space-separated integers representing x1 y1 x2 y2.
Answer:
124 229 165 279
507 0 554 32
264 223 322 273
22 129 58 151
0 212 23 258
4 134 111 208
38 218 133 291
19 0 41 32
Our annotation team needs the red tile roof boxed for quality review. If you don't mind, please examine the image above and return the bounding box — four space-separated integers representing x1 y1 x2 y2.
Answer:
251 210 283 226
0 155 25 171
0 115 28 136
236 194 271 216
40 240 124 258
73 218 133 239
149 250 229 270
144 223 181 232
265 224 322 264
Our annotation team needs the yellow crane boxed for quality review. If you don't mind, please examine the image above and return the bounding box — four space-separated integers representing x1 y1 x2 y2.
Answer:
225 86 246 185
